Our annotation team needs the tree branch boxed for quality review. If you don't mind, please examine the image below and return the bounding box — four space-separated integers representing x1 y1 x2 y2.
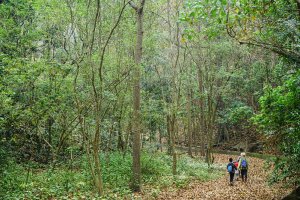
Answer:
99 0 129 82
296 0 300 17
129 0 138 10
238 40 300 64
141 0 146 8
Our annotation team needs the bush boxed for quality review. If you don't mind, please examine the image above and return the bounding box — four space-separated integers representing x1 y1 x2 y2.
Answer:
0 151 223 199
253 70 300 186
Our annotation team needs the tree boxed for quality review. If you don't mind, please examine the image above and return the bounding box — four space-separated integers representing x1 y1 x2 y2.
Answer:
181 0 300 63
253 70 300 185
129 0 146 192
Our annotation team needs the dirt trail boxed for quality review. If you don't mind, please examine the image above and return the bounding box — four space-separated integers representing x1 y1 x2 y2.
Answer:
156 154 291 200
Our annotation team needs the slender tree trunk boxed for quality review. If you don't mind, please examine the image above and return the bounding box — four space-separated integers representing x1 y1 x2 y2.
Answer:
187 89 192 157
170 113 177 175
93 104 103 195
167 115 172 155
129 0 146 192
123 121 132 158
197 68 205 156
159 128 163 152
46 117 54 163
117 115 124 151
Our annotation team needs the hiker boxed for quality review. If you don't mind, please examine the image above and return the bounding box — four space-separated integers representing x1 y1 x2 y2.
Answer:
233 160 239 181
234 152 243 180
238 152 248 182
227 157 237 186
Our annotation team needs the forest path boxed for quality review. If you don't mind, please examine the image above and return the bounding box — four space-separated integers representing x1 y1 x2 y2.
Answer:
156 154 290 200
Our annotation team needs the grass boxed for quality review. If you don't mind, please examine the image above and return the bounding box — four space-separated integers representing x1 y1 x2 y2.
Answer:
0 151 223 199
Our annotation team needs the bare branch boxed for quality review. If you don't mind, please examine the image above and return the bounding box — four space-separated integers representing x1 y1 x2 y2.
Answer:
238 40 300 64
141 0 146 8
129 0 138 10
99 0 129 82
90 0 100 53
296 0 300 17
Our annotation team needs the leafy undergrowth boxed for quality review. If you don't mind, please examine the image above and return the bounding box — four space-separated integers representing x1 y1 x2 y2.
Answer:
155 154 293 200
138 153 223 199
0 151 222 199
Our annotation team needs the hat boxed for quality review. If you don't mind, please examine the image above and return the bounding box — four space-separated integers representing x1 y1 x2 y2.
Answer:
241 152 246 156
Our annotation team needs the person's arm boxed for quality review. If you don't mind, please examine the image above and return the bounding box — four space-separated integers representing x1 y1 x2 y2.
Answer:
238 159 241 169
234 164 237 171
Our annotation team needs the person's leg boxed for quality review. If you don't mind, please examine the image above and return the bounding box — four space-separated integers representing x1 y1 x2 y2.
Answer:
233 172 236 181
230 173 234 185
241 169 245 182
244 170 248 182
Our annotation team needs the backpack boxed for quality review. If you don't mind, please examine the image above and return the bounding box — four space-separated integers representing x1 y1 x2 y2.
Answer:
241 159 247 169
227 164 233 173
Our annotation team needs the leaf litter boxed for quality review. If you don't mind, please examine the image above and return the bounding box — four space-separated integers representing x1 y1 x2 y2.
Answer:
153 154 292 200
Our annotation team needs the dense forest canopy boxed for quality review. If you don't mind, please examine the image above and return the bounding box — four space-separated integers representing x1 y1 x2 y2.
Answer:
0 0 299 199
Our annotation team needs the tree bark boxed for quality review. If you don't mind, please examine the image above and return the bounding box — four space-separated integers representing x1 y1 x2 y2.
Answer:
197 68 205 156
170 113 177 175
187 88 192 157
130 0 146 192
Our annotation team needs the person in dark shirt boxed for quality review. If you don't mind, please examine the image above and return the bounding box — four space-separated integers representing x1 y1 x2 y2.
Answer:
227 157 237 186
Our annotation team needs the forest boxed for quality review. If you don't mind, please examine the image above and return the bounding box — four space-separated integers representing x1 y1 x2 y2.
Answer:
0 0 299 199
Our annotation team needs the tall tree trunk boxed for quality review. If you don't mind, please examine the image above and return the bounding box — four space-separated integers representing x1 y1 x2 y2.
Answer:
92 104 104 195
187 88 192 157
205 82 217 167
159 127 163 152
170 113 177 175
46 117 54 163
167 115 172 155
129 0 146 192
117 100 124 151
117 115 124 151
197 68 205 156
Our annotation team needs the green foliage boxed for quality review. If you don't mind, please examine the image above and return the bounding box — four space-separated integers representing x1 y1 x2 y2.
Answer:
0 159 92 199
1 0 298 196
253 70 300 185
0 0 78 164
0 142 10 175
0 0 38 57
181 0 300 62
223 102 253 125
177 156 222 181
0 151 223 199
141 153 170 180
